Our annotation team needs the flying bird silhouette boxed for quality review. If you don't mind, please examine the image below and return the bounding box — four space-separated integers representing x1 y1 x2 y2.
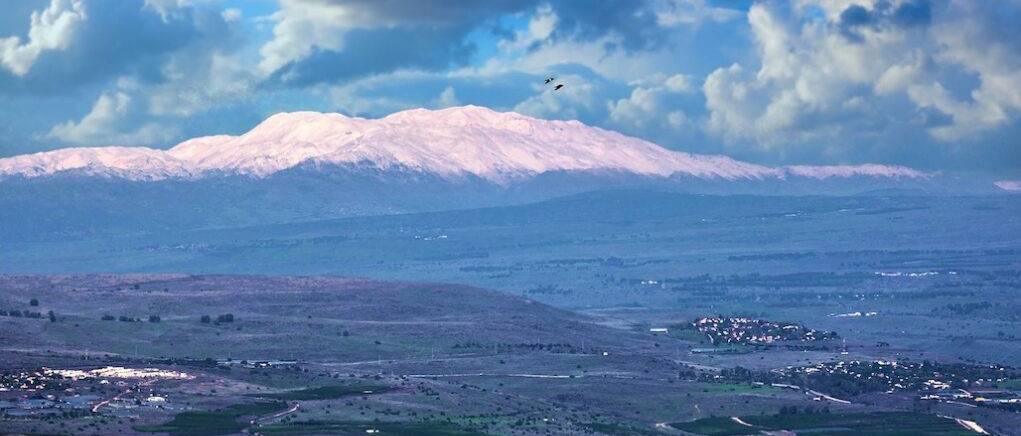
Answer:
544 76 555 84
554 84 565 91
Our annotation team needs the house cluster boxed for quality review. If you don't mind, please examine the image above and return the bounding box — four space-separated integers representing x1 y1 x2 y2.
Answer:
776 360 1021 407
0 366 186 419
688 316 838 345
921 388 1021 406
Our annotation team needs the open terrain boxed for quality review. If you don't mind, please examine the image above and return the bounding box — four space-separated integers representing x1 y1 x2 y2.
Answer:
1 190 1019 435
4 190 1020 365
2 272 1020 435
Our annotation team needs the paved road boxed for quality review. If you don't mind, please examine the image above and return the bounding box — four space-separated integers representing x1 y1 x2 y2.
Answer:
91 379 155 413
257 402 300 424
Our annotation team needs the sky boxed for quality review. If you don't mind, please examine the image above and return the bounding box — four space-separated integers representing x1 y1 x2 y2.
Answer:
0 0 1018 176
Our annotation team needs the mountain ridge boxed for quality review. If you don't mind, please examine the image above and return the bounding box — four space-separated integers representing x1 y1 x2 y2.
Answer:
0 105 926 182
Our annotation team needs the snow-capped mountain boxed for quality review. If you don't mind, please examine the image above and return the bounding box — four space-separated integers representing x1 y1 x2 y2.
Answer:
0 106 1005 242
0 105 925 182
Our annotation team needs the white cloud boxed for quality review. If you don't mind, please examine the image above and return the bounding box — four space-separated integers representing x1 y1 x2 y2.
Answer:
259 0 468 77
258 0 355 76
221 8 242 23
664 74 694 93
469 6 692 85
47 86 176 147
513 75 596 120
328 78 418 116
667 110 690 129
610 74 695 130
433 86 460 108
499 5 558 53
702 1 1021 149
148 51 255 117
653 0 742 27
0 0 86 76
143 0 193 21
921 3 1021 139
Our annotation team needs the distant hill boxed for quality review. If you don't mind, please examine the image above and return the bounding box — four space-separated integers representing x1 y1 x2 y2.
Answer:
0 274 655 360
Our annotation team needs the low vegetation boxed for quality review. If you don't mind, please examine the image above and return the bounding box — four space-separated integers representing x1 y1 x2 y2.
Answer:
249 384 392 401
136 401 288 436
257 420 483 435
672 412 976 436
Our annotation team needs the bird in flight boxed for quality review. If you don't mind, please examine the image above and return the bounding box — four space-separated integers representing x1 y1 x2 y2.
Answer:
544 76 555 85
554 84 565 91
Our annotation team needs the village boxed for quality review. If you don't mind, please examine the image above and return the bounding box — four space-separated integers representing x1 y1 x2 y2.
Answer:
680 316 840 345
704 358 1021 412
0 365 191 421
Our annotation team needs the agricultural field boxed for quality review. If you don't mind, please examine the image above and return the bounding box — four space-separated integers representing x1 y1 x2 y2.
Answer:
672 412 978 436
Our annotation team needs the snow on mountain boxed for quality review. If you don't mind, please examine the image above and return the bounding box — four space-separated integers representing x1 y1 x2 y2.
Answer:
0 105 926 182
782 164 926 179
0 146 192 180
995 180 1021 192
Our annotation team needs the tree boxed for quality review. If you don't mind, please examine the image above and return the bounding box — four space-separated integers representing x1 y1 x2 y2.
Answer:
148 315 161 323
48 311 57 322
200 315 211 323
30 298 39 306
101 314 115 321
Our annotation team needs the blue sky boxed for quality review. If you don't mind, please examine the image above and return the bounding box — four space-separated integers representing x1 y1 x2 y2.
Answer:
0 0 1018 176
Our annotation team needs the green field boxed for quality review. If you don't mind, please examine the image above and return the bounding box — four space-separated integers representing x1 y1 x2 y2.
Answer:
136 401 288 436
249 384 392 400
694 382 779 394
672 412 977 436
996 378 1021 389
257 420 484 435
578 422 661 435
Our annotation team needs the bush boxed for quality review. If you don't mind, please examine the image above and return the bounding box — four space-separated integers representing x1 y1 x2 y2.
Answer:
217 314 234 323
48 311 57 322
29 298 39 306
200 315 211 323
148 315 161 323
101 314 115 321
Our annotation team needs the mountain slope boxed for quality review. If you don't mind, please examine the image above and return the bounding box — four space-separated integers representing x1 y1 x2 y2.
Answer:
0 106 1002 241
0 105 924 182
